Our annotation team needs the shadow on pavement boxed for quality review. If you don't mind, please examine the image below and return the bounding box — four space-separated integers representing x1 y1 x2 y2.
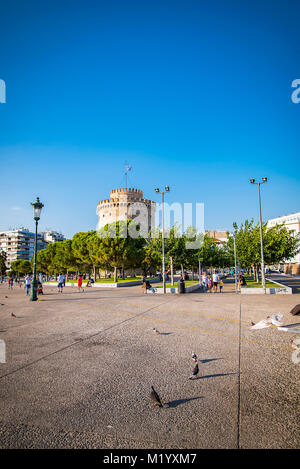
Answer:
200 358 223 364
166 396 204 408
198 372 238 380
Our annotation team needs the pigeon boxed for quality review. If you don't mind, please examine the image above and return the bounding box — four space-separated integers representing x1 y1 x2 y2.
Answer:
11 313 17 318
192 351 198 362
153 328 161 335
291 339 300 350
189 363 199 380
150 386 163 407
5 296 8 298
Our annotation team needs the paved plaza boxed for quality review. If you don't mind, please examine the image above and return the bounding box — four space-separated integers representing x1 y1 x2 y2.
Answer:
0 283 299 449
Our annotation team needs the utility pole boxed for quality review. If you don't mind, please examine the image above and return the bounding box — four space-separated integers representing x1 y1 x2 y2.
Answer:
233 230 238 293
155 186 170 294
250 177 268 294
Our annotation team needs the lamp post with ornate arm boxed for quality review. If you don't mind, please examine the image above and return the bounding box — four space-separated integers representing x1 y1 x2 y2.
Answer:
30 197 44 301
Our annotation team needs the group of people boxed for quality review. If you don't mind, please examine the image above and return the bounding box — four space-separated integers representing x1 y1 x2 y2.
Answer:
57 274 86 293
202 270 224 293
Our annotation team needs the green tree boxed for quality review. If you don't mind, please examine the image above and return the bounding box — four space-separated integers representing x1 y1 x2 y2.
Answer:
53 240 79 275
35 242 58 276
10 259 32 276
0 250 7 277
71 231 95 274
97 220 145 282
232 219 300 284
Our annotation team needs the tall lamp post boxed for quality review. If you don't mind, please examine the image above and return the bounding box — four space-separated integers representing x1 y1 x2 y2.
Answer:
155 186 170 294
233 230 238 293
250 177 267 294
30 197 44 301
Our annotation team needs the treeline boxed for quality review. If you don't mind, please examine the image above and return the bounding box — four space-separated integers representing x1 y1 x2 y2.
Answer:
230 219 300 280
7 219 299 284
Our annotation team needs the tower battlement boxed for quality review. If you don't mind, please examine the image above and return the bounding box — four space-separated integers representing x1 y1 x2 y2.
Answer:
97 187 156 233
110 188 143 196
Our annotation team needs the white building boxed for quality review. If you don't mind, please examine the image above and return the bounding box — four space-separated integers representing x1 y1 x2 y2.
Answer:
267 212 300 274
0 229 65 269
97 188 156 235
205 230 229 245
40 231 65 243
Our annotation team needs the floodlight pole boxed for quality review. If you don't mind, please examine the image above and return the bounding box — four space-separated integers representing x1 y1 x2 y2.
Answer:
155 186 170 294
257 182 266 293
233 231 238 293
250 178 267 294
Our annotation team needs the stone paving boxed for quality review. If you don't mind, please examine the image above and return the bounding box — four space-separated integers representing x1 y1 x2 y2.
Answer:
0 282 299 449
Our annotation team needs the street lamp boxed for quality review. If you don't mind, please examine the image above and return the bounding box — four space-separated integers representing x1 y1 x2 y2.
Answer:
155 186 170 294
30 197 44 301
233 230 238 293
250 177 267 293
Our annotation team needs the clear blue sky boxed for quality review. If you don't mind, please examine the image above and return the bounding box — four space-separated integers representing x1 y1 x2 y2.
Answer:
0 0 299 238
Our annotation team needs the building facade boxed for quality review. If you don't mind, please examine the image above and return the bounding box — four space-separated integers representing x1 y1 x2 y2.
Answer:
267 212 300 274
205 230 229 244
0 229 65 269
40 231 65 243
97 188 156 236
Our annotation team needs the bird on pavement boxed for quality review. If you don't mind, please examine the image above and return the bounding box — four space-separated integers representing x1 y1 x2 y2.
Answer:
192 351 198 362
153 328 161 335
11 313 17 318
189 363 199 379
291 339 300 350
151 386 163 407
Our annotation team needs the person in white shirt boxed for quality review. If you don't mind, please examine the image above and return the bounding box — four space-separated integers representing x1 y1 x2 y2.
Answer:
25 275 31 296
202 272 208 292
212 270 219 292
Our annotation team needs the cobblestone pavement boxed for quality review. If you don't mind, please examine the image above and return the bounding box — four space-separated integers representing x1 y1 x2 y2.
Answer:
0 283 299 449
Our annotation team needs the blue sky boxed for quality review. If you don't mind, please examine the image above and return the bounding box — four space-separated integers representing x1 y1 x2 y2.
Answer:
0 0 299 238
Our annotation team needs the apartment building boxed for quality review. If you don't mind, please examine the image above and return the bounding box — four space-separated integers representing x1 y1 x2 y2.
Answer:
40 231 65 243
0 228 65 269
267 212 300 274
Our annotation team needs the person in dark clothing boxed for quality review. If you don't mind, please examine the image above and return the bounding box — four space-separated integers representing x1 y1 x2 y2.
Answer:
239 274 247 291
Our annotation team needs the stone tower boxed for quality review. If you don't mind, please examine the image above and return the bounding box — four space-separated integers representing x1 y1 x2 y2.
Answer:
97 188 156 235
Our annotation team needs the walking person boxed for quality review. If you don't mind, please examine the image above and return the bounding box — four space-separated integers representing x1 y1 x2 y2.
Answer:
78 274 84 292
202 272 208 292
219 279 224 293
207 274 213 293
25 274 31 296
57 273 65 293
212 270 219 293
